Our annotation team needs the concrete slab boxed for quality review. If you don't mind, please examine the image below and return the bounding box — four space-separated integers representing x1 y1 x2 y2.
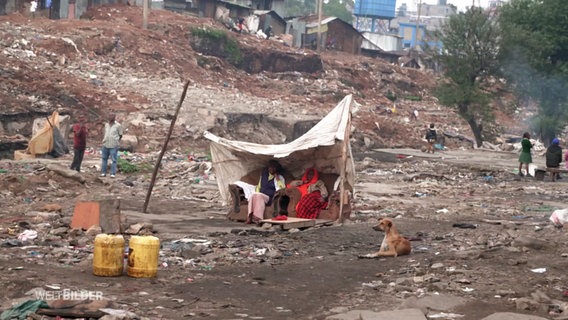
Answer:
481 312 548 320
326 308 426 320
401 294 466 313
99 198 122 234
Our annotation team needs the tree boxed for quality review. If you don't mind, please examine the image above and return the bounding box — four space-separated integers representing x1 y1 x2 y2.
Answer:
284 0 316 17
284 0 353 23
429 7 502 147
323 0 353 24
499 0 568 145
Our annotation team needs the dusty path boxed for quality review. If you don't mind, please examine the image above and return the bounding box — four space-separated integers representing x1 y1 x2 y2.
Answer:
2 148 568 320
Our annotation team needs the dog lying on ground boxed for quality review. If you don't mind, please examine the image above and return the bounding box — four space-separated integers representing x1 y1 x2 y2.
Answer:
359 218 411 258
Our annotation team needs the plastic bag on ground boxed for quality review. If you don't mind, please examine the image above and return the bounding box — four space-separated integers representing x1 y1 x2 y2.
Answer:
550 208 568 227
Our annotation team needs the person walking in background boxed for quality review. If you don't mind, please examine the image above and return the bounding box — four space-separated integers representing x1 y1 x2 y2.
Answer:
101 113 123 178
565 145 568 170
70 115 87 172
425 123 437 153
546 138 563 181
518 132 533 177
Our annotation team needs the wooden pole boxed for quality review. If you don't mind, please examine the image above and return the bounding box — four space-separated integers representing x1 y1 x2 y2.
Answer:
338 104 352 223
143 0 149 29
414 0 422 51
317 0 323 53
142 80 191 213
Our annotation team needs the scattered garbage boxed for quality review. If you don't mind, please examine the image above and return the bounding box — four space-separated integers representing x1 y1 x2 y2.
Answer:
452 223 477 229
17 230 38 242
550 208 568 227
428 312 464 319
530 268 547 273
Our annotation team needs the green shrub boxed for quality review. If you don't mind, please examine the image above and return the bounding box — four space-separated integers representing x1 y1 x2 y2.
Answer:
404 95 422 101
190 27 242 67
118 158 138 173
385 90 397 102
224 38 242 66
190 27 228 41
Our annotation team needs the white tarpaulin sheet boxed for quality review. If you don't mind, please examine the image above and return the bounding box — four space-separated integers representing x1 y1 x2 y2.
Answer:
204 95 356 204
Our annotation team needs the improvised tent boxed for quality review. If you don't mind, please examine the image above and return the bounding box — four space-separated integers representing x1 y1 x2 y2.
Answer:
14 111 69 160
204 94 356 207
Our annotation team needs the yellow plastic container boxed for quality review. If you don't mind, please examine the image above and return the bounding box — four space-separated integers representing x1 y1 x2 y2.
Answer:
127 235 160 278
93 234 125 277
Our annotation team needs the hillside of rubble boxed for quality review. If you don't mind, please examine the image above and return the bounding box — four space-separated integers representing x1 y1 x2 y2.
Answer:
0 4 526 158
4 6 568 320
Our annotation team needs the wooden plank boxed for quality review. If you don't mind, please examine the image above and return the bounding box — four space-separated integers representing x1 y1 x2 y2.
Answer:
260 217 316 230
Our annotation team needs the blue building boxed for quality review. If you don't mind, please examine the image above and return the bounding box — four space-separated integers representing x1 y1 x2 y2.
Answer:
398 22 442 50
353 0 396 33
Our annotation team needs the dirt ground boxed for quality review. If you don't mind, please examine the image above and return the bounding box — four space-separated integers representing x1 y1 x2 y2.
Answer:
1 148 568 320
0 4 563 320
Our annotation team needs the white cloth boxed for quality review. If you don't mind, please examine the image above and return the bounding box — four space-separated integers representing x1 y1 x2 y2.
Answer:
233 181 255 201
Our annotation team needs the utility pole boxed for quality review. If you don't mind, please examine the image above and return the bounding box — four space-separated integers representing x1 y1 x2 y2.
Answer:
143 0 149 29
317 0 323 53
414 0 422 52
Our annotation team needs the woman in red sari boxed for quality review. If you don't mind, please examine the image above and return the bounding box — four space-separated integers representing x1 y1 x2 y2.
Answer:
292 168 328 219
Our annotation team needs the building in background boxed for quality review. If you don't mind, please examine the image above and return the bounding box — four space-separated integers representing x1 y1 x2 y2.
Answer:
353 0 396 33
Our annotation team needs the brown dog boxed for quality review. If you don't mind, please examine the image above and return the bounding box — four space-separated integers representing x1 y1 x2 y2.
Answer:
360 218 411 258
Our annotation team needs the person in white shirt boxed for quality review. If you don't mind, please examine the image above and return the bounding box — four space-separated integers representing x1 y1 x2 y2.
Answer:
100 113 123 178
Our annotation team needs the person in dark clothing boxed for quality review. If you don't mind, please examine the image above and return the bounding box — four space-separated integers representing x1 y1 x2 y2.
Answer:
70 115 87 172
425 123 437 153
265 25 272 40
246 160 286 224
546 138 563 181
518 132 533 177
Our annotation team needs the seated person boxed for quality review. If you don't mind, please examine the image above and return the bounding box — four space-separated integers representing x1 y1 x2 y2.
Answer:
245 160 286 224
291 168 329 219
546 138 563 180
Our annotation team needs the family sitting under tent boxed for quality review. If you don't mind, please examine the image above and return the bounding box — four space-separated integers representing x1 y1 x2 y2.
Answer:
204 94 356 224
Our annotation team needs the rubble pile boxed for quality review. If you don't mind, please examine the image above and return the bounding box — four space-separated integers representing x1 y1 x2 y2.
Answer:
0 5 519 154
0 4 562 320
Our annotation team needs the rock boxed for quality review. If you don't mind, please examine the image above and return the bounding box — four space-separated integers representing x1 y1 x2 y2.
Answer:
530 290 551 303
25 211 61 220
41 203 63 212
452 249 482 260
86 225 103 237
401 294 466 315
481 312 548 319
514 297 539 311
512 236 547 250
125 222 153 235
496 289 517 297
120 134 138 152
50 227 68 235
180 248 200 259
326 308 426 320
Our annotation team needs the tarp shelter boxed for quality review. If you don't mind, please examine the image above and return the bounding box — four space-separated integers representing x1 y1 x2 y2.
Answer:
15 111 68 160
204 94 356 206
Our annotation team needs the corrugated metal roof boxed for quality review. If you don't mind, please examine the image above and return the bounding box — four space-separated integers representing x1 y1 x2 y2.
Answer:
305 17 337 28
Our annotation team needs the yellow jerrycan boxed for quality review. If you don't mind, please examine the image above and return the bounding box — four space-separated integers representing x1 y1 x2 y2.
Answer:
93 234 125 277
127 235 160 278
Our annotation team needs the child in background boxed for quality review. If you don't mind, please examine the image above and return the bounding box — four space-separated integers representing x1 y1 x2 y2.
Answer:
518 132 533 177
425 123 437 154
